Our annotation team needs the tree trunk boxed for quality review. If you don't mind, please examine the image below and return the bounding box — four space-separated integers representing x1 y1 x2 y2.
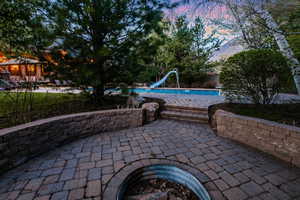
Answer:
259 9 300 94
94 84 104 102
92 61 105 102
225 1 253 47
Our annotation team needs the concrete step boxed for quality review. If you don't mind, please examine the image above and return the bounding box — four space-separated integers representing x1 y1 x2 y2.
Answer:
164 105 208 115
160 111 208 124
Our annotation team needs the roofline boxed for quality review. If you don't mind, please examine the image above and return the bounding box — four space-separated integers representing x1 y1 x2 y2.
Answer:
0 62 47 66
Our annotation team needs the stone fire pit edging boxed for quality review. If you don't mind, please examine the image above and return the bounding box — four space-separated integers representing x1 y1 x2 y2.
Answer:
0 109 143 175
214 109 300 167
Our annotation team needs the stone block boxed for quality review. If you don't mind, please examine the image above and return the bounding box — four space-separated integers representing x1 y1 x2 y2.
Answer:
268 136 284 147
69 188 84 200
260 143 275 154
142 102 159 123
234 117 248 125
223 187 248 200
285 137 300 153
274 147 292 162
86 180 101 197
257 122 271 131
217 125 226 135
246 119 258 127
253 129 269 140
290 129 300 139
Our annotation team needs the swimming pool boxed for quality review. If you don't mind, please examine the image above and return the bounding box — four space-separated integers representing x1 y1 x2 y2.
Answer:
129 88 220 96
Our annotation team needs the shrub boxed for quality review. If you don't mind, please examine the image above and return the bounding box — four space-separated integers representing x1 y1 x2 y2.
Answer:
201 80 218 88
180 71 209 87
220 49 290 104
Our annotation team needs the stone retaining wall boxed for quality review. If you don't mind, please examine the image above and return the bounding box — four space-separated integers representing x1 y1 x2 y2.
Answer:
215 110 300 167
0 109 143 174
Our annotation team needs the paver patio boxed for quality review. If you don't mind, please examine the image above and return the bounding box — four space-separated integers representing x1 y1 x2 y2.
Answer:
0 120 300 200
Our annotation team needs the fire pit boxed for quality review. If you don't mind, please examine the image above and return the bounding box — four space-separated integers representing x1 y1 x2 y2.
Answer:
118 165 210 200
123 178 199 199
103 160 212 200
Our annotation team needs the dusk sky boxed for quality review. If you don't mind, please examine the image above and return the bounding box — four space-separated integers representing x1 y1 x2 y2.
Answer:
165 0 234 41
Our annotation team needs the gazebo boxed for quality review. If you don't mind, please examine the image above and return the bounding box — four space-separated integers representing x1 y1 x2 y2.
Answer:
0 57 47 82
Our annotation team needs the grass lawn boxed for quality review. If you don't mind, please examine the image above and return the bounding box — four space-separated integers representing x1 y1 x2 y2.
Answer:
209 103 300 127
0 92 127 129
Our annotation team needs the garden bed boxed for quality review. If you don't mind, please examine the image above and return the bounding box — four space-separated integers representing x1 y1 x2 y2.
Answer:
0 92 128 129
209 103 300 128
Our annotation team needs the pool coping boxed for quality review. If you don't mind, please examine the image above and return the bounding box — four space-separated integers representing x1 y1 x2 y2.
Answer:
132 87 220 91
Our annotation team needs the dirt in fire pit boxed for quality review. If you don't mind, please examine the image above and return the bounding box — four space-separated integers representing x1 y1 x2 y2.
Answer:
124 178 199 200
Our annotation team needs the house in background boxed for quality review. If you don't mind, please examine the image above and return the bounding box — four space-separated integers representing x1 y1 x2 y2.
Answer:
0 55 48 82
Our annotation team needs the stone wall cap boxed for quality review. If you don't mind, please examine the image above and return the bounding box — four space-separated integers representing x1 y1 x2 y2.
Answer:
215 109 234 116
0 109 142 137
142 102 159 111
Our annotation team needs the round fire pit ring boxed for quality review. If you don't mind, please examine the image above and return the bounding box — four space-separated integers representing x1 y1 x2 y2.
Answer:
103 159 212 200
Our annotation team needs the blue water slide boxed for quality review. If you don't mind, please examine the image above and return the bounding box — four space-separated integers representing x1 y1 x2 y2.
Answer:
150 69 180 88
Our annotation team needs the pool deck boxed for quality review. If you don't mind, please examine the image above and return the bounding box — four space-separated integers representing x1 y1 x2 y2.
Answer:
140 92 300 108
141 93 225 108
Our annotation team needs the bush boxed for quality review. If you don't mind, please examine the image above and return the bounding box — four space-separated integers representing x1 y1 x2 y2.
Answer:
220 49 290 104
201 80 218 88
180 71 209 87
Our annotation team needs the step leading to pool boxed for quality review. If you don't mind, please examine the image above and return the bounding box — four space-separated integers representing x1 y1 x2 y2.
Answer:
161 104 209 124
164 105 208 115
160 110 208 124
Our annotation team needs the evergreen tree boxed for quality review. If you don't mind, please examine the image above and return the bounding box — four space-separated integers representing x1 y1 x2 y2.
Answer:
0 0 52 57
47 0 170 100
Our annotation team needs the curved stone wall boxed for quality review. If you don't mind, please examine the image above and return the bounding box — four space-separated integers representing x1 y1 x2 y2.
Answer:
214 110 300 167
0 109 143 174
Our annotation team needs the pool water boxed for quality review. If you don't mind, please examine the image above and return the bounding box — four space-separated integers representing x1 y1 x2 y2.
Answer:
129 88 220 96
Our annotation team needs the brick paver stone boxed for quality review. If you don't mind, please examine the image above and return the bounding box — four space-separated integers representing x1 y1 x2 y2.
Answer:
16 192 35 200
219 171 239 187
223 187 248 200
86 180 101 197
68 188 84 200
60 168 76 181
34 195 51 200
51 191 69 200
214 179 230 191
64 179 86 190
38 182 64 196
24 178 44 192
240 181 264 196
